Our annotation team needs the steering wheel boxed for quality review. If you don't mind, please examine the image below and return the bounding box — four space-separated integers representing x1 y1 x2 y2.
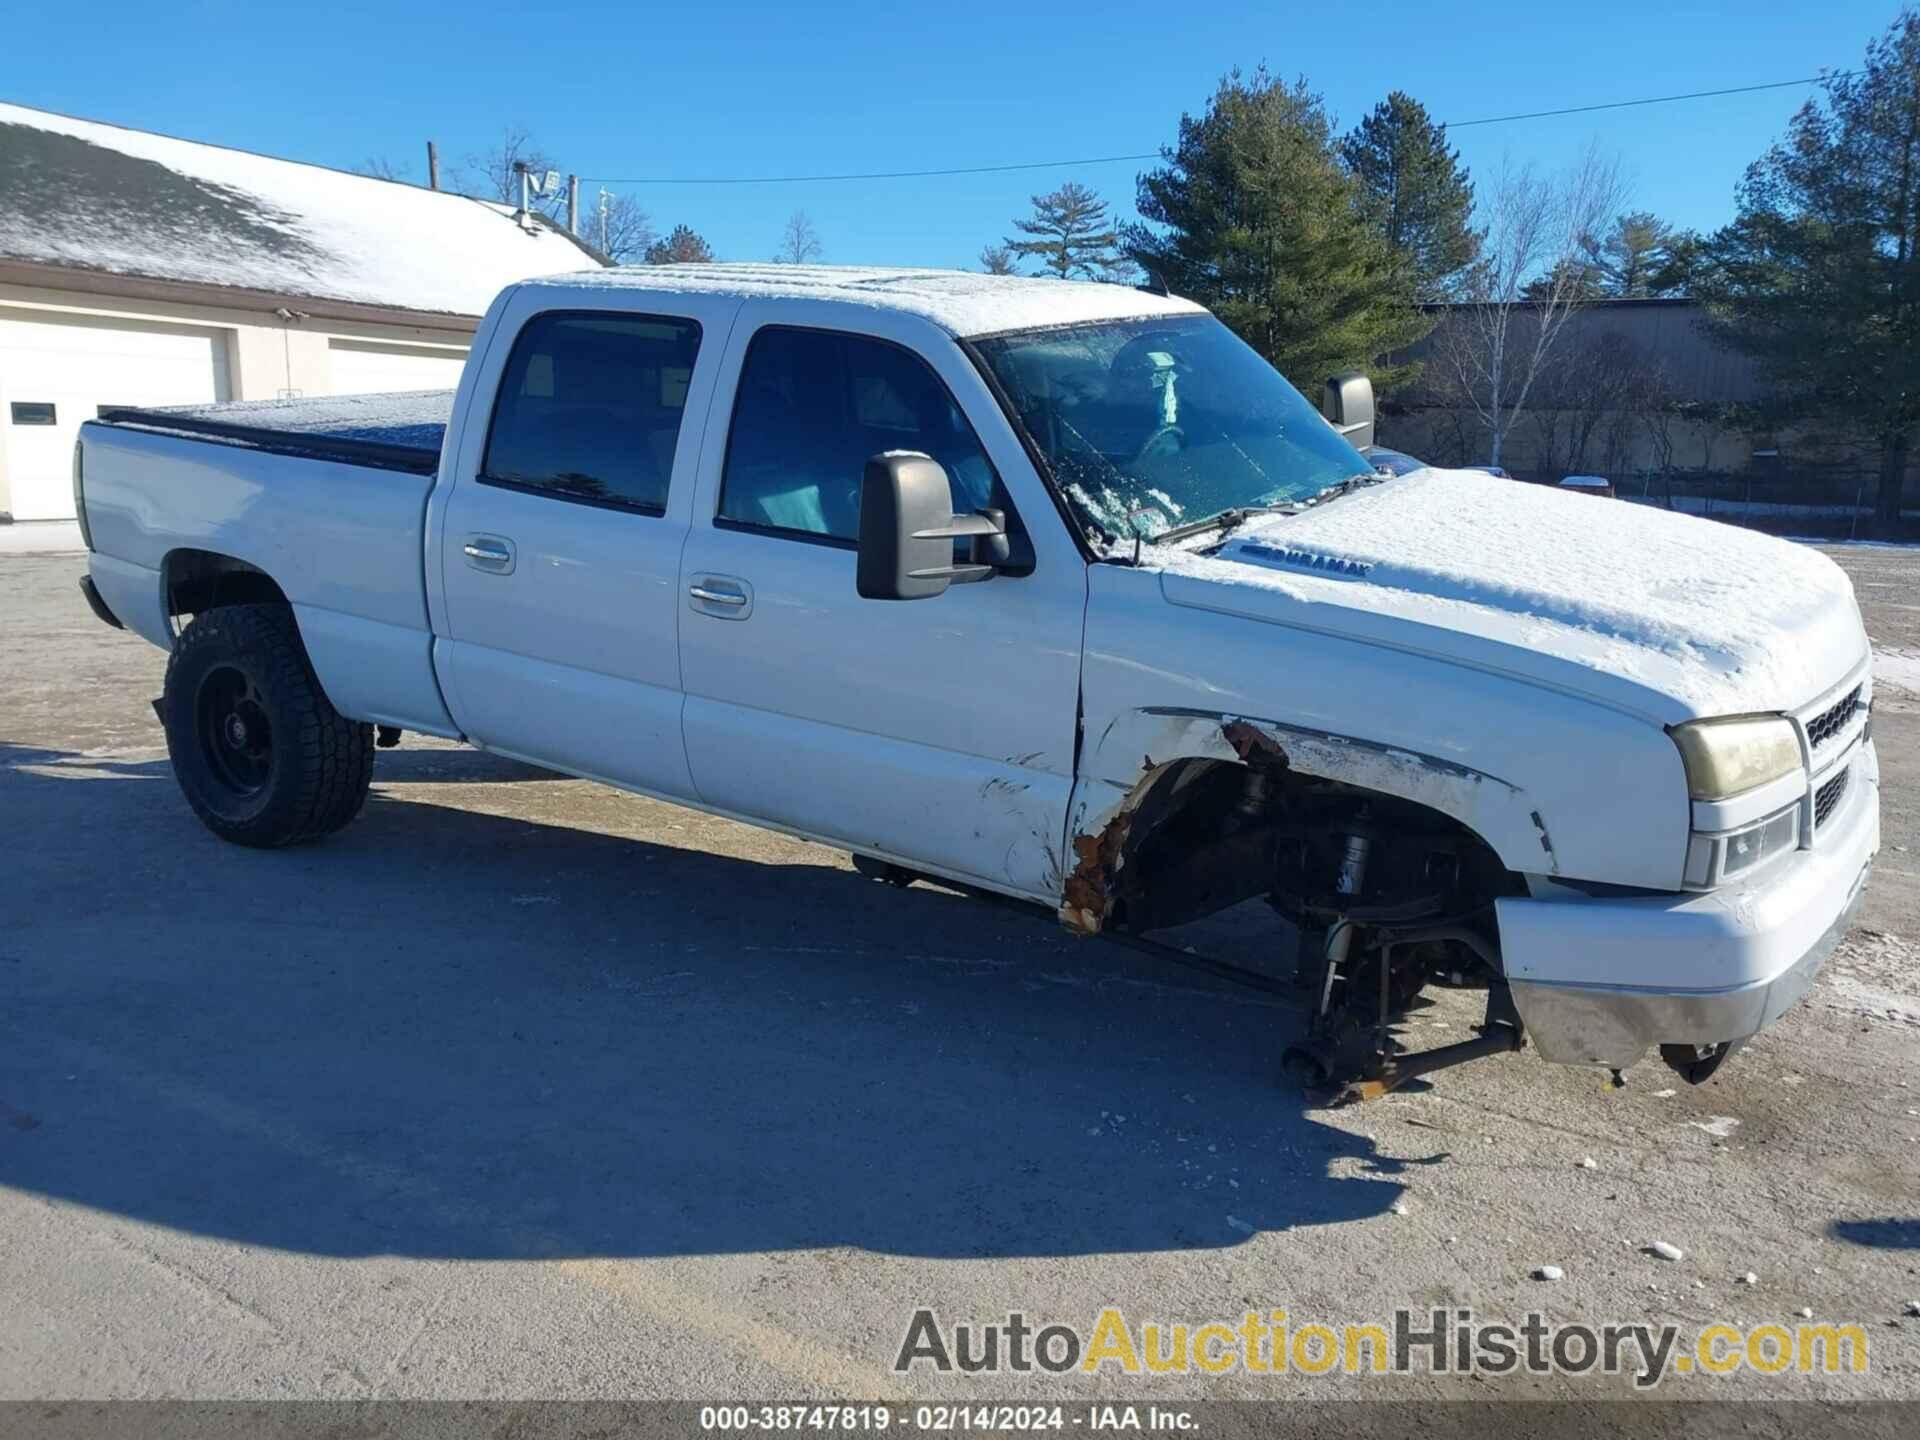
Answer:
1130 424 1185 466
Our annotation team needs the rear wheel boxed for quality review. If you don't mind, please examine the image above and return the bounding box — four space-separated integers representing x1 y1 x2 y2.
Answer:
161 604 373 846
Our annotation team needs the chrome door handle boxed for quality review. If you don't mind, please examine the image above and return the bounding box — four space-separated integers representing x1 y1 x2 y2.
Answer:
687 574 754 620
462 536 515 574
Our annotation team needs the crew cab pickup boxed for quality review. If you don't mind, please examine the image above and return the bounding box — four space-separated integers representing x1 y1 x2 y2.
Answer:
74 264 1879 1096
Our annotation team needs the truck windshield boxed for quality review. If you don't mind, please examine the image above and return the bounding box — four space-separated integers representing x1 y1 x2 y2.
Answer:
972 314 1373 544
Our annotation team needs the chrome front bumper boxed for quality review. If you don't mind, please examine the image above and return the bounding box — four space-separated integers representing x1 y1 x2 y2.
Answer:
1499 740 1879 1069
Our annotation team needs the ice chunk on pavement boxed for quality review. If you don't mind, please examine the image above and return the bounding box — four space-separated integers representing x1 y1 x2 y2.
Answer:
1648 1242 1685 1261
1738 1272 1759 1285
1534 1266 1565 1282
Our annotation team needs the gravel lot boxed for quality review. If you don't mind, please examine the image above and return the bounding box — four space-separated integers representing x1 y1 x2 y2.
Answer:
1 541 1916 1406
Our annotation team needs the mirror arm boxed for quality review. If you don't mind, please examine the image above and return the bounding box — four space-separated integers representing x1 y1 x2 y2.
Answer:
909 507 1009 580
906 560 996 585
910 507 1004 541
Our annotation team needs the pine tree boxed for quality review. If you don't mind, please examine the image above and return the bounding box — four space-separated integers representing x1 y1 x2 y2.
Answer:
1690 9 1920 533
1339 92 1477 301
1004 183 1122 279
1128 69 1429 392
1576 211 1680 297
979 244 1019 275
644 224 715 265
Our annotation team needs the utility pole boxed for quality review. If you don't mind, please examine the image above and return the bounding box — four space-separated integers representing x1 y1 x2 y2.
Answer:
426 140 439 191
598 187 611 255
567 174 580 236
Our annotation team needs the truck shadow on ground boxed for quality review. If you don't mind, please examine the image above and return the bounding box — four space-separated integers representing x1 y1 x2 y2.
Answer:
1829 1218 1920 1249
0 742 1432 1262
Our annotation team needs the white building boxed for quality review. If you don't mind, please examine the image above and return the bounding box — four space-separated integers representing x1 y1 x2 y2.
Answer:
0 102 602 522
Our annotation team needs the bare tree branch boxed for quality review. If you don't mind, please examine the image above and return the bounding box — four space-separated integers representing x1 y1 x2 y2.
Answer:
591 190 656 264
1437 145 1626 466
774 211 824 265
355 157 410 183
462 127 567 222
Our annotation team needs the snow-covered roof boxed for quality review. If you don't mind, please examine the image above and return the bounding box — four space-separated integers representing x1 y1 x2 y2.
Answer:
0 102 603 317
525 263 1207 338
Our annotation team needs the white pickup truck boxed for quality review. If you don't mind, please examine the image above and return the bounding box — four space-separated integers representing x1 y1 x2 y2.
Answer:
73 264 1878 1098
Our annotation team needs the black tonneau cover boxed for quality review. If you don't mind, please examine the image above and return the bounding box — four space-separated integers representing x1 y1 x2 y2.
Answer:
94 390 455 477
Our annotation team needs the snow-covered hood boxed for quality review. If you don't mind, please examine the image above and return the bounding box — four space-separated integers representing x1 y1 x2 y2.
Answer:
1154 469 1867 723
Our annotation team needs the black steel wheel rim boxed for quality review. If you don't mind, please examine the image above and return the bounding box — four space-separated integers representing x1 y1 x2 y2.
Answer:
195 664 273 798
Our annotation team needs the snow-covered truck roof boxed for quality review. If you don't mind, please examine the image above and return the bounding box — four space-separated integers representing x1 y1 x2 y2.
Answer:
0 102 602 317
524 264 1206 338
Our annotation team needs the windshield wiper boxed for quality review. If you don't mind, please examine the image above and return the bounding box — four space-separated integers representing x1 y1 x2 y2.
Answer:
1300 472 1388 508
1156 504 1291 545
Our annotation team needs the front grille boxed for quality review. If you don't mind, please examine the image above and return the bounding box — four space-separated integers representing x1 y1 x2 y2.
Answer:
1814 768 1849 829
1807 685 1862 749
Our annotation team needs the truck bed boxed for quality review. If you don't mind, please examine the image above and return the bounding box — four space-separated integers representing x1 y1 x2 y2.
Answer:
95 390 454 476
78 393 457 738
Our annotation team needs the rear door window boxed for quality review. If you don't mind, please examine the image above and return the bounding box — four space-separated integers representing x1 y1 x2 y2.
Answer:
482 312 702 514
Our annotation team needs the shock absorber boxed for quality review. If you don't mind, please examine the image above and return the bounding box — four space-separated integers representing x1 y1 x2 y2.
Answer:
1316 829 1372 1018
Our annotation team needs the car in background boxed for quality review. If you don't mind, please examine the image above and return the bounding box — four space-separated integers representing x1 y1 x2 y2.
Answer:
1361 444 1429 476
1559 474 1616 498
1465 464 1510 478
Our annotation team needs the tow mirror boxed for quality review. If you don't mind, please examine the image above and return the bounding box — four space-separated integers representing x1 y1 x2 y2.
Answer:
1324 372 1375 451
857 452 1008 601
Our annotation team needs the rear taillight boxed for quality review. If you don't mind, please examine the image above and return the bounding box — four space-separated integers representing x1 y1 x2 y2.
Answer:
72 438 93 550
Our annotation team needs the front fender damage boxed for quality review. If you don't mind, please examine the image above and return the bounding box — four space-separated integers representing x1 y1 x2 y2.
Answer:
1059 709 1548 936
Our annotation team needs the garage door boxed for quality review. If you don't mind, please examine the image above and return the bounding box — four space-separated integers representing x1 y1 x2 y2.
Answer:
0 310 228 521
329 340 467 395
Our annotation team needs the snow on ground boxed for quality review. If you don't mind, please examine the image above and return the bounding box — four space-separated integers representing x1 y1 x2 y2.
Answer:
0 522 84 556
1874 646 1920 697
1822 930 1920 1029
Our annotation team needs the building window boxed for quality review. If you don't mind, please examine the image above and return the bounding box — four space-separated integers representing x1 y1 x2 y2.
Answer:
9 402 56 426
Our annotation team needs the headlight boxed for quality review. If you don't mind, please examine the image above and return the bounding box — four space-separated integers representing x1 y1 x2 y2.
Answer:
1670 715 1801 801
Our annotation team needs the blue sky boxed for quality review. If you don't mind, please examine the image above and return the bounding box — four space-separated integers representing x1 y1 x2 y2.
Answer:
1 0 1901 269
